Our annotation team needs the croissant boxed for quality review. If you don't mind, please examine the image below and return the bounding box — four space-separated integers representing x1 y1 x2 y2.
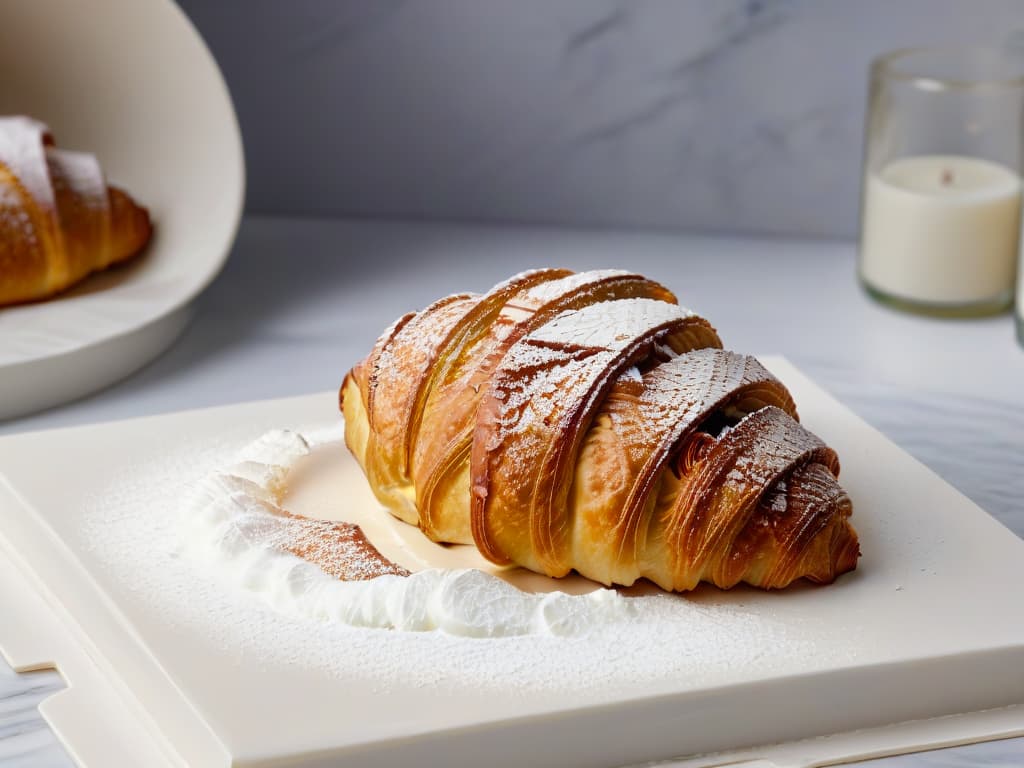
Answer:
340 269 860 591
0 116 152 306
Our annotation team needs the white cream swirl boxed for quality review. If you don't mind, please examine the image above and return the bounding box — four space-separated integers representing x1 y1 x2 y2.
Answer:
181 429 636 638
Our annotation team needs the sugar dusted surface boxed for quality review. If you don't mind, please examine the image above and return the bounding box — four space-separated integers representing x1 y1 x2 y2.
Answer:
482 298 700 489
629 350 773 450
181 429 639 636
518 268 631 306
0 182 38 249
492 299 697 444
49 149 107 214
0 118 54 252
79 421 829 696
0 117 55 210
527 297 692 347
373 294 477 393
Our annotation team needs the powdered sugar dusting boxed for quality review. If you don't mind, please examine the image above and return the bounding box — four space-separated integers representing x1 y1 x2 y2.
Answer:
670 406 833 563
0 119 109 259
368 294 480 469
636 350 785 443
620 365 642 384
717 407 827 493
0 181 38 248
182 428 646 635
79 422 823 695
493 299 695 439
482 299 698 488
48 148 108 214
0 117 54 252
519 268 632 306
373 293 479 396
0 116 55 210
529 297 693 348
595 350 792 549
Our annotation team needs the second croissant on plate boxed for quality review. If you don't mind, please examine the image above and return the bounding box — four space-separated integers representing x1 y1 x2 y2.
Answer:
341 269 860 591
0 116 151 307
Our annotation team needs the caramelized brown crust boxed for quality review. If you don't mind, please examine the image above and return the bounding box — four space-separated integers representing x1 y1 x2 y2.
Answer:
570 349 797 586
341 269 860 591
415 270 680 544
0 116 151 306
470 299 722 573
356 293 480 522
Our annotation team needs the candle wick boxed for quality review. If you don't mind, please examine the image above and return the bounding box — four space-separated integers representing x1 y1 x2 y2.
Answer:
940 169 955 186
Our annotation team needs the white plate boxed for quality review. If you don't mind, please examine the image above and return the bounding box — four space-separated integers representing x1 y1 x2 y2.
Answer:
0 358 1022 768
0 0 244 419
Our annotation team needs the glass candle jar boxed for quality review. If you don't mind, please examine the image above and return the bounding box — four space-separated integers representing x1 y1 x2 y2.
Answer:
859 47 1024 317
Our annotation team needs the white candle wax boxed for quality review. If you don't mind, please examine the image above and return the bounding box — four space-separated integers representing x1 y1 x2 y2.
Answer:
860 155 1022 305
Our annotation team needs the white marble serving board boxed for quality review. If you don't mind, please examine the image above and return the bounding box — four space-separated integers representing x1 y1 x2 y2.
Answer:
0 358 1023 767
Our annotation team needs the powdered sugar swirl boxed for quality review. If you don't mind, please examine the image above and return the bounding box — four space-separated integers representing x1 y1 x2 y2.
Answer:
80 421 829 694
183 429 641 637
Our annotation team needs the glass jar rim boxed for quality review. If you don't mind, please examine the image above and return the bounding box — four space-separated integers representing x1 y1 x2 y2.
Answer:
873 45 1024 89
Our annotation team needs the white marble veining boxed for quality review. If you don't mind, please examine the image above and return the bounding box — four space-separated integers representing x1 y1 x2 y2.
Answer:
0 215 1022 765
0 663 65 768
179 0 1024 237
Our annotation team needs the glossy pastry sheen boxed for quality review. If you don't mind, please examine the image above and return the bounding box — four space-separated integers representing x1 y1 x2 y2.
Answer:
341 269 860 591
0 116 152 306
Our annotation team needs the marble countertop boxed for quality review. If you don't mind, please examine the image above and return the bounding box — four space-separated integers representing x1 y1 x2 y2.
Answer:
1 216 1022 767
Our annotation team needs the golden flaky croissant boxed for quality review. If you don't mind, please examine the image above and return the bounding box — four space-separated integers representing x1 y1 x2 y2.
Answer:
341 269 860 591
0 116 152 306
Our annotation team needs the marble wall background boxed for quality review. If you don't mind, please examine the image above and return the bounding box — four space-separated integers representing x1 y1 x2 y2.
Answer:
178 0 1024 237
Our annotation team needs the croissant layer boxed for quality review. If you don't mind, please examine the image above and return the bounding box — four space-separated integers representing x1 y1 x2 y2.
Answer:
342 269 860 591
